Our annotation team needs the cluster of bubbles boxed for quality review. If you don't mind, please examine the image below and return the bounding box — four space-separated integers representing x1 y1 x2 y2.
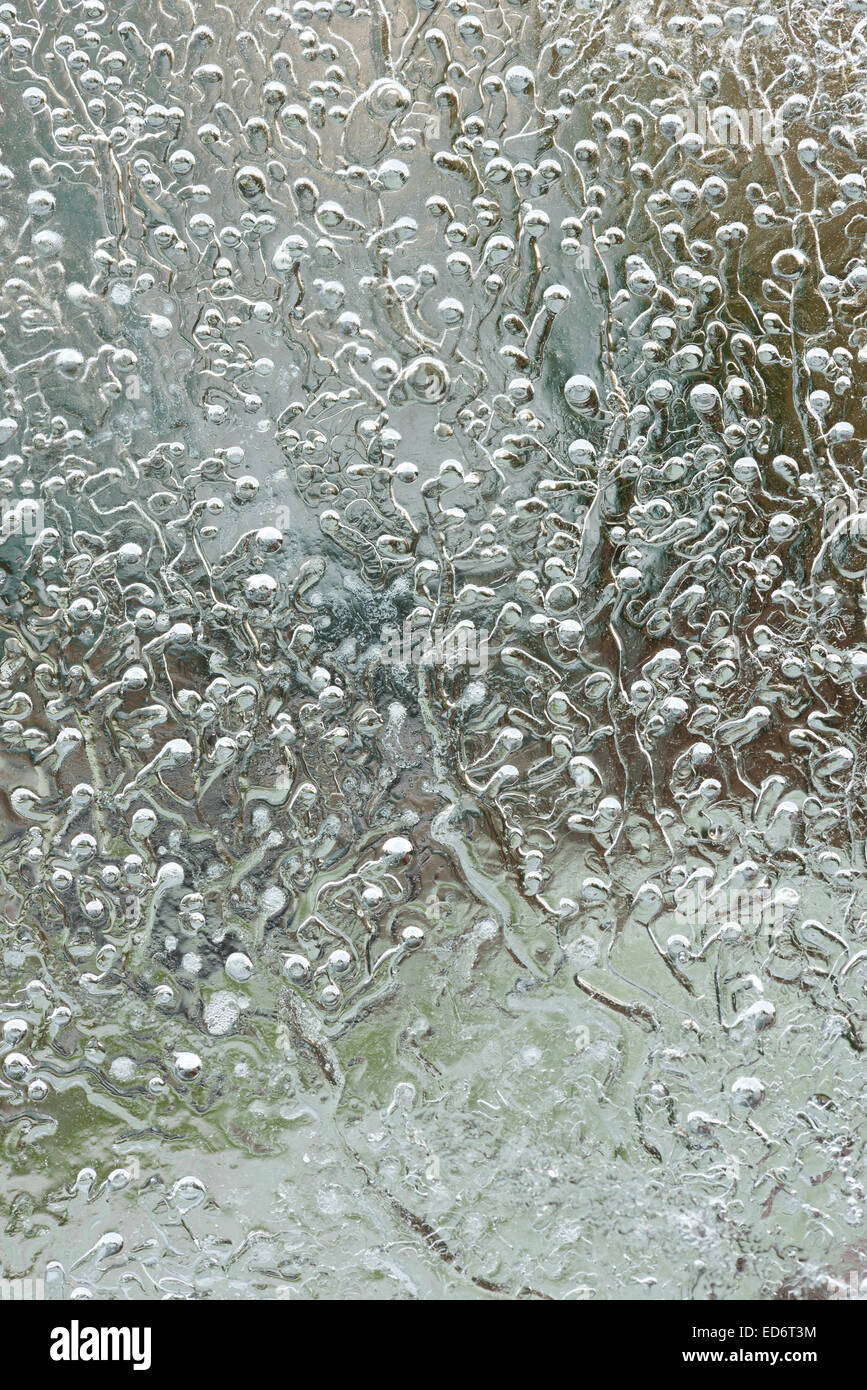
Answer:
1 0 867 1298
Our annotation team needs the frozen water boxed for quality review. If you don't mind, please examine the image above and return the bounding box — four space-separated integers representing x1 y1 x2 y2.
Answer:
0 0 866 1301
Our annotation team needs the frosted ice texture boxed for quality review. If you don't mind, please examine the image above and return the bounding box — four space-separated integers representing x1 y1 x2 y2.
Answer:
0 0 866 1300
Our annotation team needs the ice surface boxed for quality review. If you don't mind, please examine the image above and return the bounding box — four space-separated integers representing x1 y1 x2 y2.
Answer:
0 0 866 1301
